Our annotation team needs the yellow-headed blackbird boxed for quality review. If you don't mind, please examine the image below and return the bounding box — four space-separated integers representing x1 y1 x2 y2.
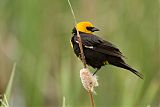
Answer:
71 21 143 79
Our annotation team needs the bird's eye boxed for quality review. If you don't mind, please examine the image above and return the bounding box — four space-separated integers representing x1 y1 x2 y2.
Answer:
86 27 94 31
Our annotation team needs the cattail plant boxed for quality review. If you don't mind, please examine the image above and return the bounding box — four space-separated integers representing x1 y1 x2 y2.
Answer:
67 0 98 107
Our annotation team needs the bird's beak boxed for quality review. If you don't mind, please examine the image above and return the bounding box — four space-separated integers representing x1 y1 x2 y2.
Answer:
91 27 100 32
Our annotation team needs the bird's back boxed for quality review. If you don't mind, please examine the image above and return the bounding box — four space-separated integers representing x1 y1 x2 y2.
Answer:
71 32 110 69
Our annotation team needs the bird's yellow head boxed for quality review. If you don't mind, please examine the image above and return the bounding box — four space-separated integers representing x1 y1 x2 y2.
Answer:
74 21 99 34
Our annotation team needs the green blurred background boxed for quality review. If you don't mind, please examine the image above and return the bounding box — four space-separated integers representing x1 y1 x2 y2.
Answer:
0 0 159 107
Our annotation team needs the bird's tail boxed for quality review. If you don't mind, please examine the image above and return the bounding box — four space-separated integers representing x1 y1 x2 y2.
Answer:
110 61 144 79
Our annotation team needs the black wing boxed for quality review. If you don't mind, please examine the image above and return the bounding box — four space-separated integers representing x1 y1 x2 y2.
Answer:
80 33 143 79
79 33 124 58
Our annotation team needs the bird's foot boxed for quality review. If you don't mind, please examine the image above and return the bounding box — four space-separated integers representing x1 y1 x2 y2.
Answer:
92 69 99 76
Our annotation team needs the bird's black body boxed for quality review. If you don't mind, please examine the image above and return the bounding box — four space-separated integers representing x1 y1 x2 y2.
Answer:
71 27 143 79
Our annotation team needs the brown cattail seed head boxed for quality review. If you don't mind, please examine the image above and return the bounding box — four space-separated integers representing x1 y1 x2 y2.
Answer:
80 68 98 92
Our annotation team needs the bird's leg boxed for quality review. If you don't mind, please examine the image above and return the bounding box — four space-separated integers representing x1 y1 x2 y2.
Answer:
92 68 100 76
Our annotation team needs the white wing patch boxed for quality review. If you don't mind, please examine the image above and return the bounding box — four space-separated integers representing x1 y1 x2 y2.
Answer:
75 40 79 43
84 45 93 49
76 40 93 49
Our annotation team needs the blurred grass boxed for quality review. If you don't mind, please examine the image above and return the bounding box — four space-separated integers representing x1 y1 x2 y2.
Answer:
5 63 16 102
62 96 66 107
0 63 16 107
0 0 159 107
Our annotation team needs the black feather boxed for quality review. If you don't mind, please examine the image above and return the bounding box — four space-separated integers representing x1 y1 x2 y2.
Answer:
71 32 143 79
106 56 143 79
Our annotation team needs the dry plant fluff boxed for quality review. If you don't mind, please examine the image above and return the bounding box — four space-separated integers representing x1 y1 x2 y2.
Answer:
80 68 99 92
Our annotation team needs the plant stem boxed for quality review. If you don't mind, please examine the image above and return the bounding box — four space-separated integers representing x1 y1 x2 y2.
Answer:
67 0 87 68
67 0 94 107
88 90 95 107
